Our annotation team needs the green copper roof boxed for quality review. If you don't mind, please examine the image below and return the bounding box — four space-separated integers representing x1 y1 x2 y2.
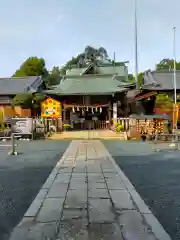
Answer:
44 75 127 95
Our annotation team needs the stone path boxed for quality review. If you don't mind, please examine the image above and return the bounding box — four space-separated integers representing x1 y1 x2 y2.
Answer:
9 140 171 240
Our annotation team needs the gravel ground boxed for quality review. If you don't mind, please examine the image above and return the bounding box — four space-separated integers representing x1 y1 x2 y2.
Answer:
103 140 180 240
0 140 70 240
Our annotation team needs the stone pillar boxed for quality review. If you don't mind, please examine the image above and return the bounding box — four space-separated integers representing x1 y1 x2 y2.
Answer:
108 102 112 129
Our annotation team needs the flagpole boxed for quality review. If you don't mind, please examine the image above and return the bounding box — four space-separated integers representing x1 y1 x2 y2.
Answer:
134 0 139 89
173 27 177 143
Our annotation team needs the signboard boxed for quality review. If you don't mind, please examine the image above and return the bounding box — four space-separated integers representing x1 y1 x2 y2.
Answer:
11 118 33 135
0 109 4 129
41 98 61 118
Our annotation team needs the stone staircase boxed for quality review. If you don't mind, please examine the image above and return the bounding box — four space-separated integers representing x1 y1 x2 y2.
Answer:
49 130 126 140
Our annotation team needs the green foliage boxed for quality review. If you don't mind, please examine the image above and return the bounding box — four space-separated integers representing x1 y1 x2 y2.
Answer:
128 73 143 87
12 93 45 109
44 66 63 86
12 93 33 108
63 123 72 129
138 72 143 87
114 122 124 132
128 74 135 82
155 94 173 111
62 46 110 72
12 57 48 77
156 58 180 70
32 93 45 108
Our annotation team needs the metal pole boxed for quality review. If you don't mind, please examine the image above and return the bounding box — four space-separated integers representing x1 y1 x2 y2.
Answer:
173 26 178 147
134 0 139 89
173 27 177 129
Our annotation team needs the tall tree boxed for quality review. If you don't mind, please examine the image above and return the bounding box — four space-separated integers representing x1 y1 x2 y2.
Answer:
13 57 48 77
63 46 110 72
156 58 180 70
45 66 64 86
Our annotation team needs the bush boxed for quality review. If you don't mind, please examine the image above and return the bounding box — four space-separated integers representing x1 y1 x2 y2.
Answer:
63 124 72 130
114 122 124 132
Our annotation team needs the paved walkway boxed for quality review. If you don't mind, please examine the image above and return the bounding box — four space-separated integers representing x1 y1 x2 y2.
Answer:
10 140 171 240
49 130 125 140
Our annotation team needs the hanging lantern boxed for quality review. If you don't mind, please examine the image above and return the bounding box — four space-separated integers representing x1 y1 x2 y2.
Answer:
100 107 102 113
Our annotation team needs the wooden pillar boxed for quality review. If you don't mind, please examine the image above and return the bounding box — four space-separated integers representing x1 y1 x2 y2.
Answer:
108 101 112 128
63 108 66 123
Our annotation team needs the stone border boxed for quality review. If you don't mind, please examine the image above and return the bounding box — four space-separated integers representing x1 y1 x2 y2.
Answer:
104 146 172 240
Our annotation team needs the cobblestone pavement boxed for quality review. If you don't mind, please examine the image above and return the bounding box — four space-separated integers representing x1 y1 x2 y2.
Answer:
0 140 70 240
104 140 180 240
10 140 170 240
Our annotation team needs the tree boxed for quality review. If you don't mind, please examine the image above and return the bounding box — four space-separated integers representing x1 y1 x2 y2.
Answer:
155 94 173 112
128 74 135 82
13 57 48 77
12 93 33 108
156 58 180 71
128 73 143 87
12 92 45 110
63 46 111 72
45 66 63 86
138 72 143 87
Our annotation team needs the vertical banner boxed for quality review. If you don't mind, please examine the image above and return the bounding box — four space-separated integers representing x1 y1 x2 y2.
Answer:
172 104 179 129
113 103 117 125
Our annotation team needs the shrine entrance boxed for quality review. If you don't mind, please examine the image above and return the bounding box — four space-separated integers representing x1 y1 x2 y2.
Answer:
62 104 111 131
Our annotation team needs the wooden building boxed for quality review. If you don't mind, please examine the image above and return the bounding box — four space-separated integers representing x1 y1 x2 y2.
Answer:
133 70 180 115
44 61 135 130
0 76 46 119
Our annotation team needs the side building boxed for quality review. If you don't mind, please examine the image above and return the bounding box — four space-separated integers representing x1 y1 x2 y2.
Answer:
133 70 180 115
0 76 46 118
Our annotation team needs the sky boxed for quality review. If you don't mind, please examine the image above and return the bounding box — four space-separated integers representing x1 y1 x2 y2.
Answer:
0 0 180 76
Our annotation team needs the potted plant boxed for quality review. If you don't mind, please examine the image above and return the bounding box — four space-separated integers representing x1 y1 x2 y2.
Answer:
63 123 72 131
115 123 124 133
